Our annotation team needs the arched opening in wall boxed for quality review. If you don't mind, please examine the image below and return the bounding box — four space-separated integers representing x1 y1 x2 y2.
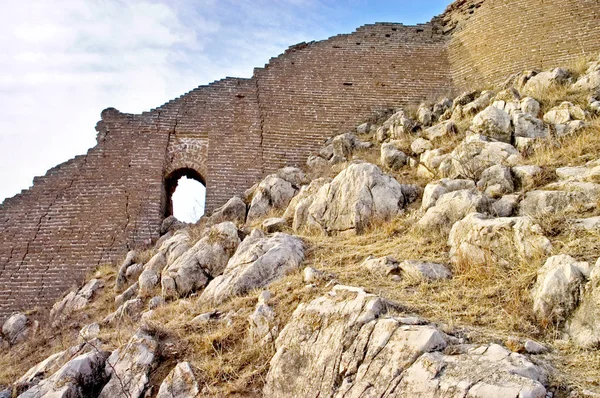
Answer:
164 168 206 223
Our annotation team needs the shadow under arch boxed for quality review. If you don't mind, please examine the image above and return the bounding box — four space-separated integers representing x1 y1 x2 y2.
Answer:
163 167 206 219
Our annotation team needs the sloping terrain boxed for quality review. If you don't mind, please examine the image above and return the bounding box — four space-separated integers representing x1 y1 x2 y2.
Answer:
1 55 600 397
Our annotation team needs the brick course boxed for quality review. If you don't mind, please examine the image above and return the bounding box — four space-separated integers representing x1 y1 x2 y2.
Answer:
1 0 599 320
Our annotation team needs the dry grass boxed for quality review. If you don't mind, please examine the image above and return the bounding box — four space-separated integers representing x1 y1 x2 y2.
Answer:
525 117 600 168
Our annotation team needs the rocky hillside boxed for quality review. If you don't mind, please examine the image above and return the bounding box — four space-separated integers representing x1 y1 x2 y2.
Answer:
1 55 600 397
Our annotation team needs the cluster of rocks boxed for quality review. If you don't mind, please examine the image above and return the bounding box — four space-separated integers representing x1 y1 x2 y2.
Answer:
5 56 600 397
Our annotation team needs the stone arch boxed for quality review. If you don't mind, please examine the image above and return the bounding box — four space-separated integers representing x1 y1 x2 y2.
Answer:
163 167 206 219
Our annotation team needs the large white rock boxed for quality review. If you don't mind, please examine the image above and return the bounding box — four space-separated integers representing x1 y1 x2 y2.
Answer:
450 135 521 180
521 97 541 117
20 349 110 398
247 174 299 222
470 105 512 143
161 222 240 299
115 250 137 292
138 252 167 297
397 260 452 281
263 285 546 398
568 258 600 348
519 182 600 215
410 138 433 155
448 213 552 267
513 111 547 139
512 165 543 191
417 189 492 231
421 178 475 211
2 313 31 345
283 178 331 231
532 255 588 323
476 164 514 198
423 120 457 140
522 68 571 95
50 279 103 326
156 362 199 398
417 149 451 179
205 196 247 226
200 232 304 304
99 330 159 398
397 346 546 397
376 110 417 142
380 141 407 171
159 231 191 265
300 163 417 234
463 90 495 116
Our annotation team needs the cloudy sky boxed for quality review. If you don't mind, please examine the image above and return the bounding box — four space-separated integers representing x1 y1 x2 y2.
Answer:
0 0 447 222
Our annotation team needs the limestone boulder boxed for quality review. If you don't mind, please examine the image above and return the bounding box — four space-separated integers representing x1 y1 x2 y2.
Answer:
99 330 159 398
417 189 492 231
573 69 600 93
20 349 110 398
543 101 587 125
282 178 331 231
513 111 547 139
263 285 546 398
432 97 452 120
159 231 191 265
300 163 417 234
249 295 278 343
306 154 328 169
376 110 417 142
568 258 600 348
156 362 199 398
138 252 167 297
115 282 138 307
161 222 240 300
397 260 452 281
421 178 475 211
476 164 514 198
522 67 571 95
50 279 103 326
205 196 247 226
417 103 433 126
2 313 34 345
360 256 399 276
261 217 287 233
200 231 304 304
103 298 144 325
453 91 478 108
470 105 512 143
160 215 186 235
380 141 407 170
512 165 543 191
450 135 521 180
521 97 541 116
520 182 600 215
115 250 137 292
417 149 450 179
423 120 457 140
410 137 432 155
16 339 104 393
247 172 300 222
532 255 589 323
448 213 552 267
397 345 546 397
491 194 520 217
463 90 495 116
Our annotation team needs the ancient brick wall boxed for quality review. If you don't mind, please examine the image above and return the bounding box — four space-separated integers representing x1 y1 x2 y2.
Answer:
441 0 600 88
2 0 600 320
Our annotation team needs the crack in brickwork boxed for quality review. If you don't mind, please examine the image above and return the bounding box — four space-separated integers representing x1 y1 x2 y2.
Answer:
1 0 600 320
